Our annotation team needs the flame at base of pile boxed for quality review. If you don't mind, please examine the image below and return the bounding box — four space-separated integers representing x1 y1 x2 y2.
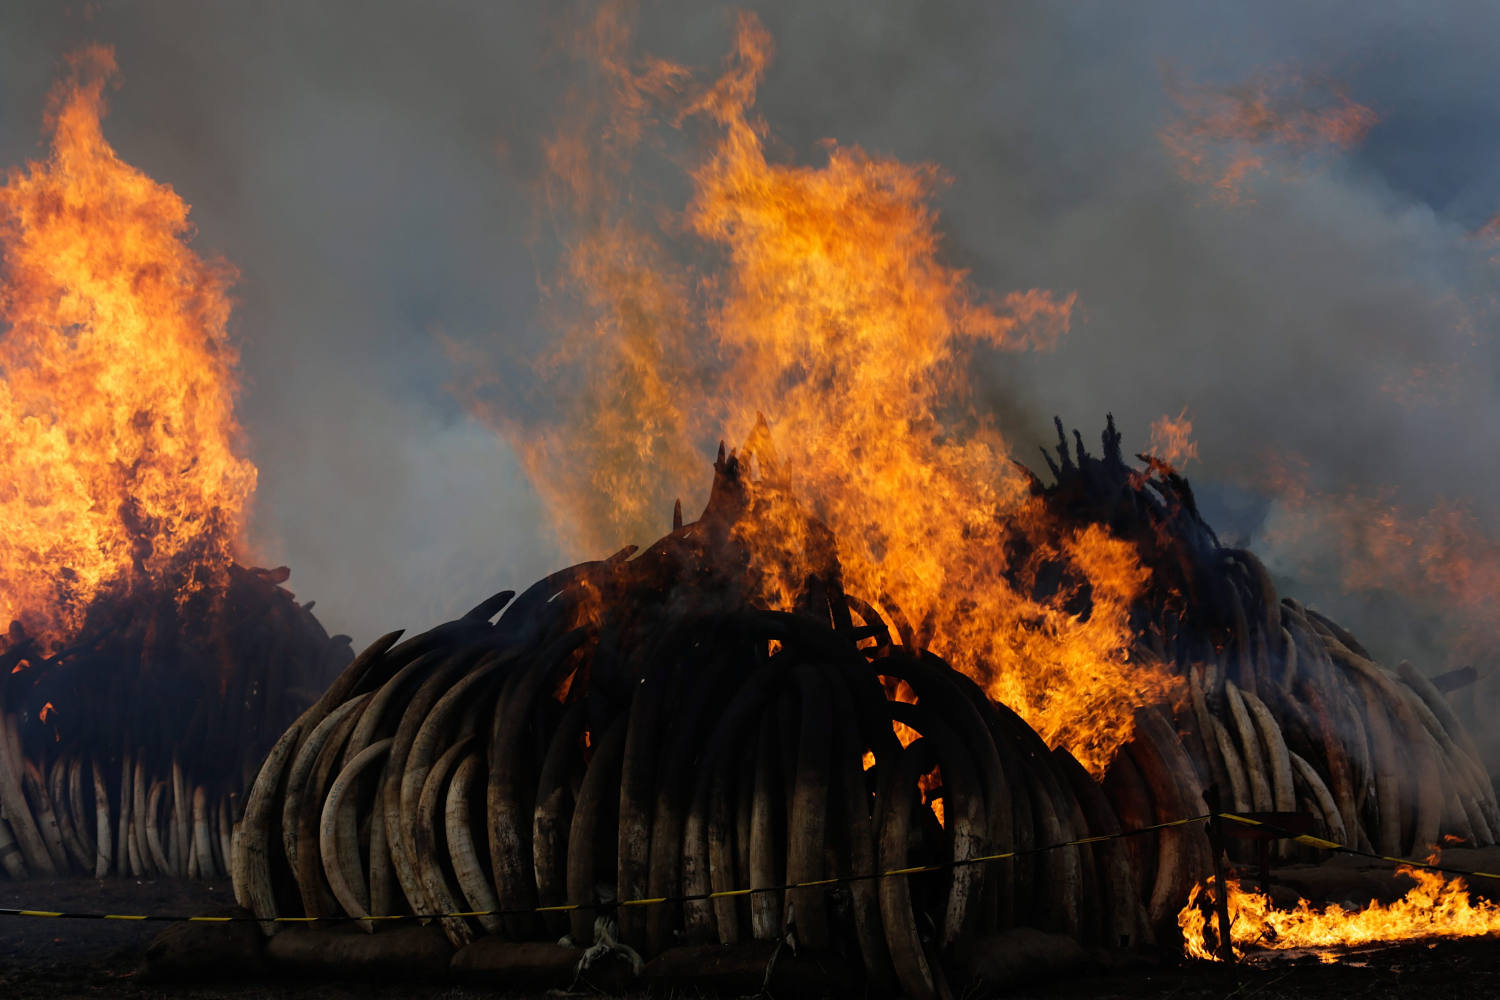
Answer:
1179 866 1500 962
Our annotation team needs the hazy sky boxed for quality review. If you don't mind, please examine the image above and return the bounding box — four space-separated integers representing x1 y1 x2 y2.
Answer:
4 1 1500 663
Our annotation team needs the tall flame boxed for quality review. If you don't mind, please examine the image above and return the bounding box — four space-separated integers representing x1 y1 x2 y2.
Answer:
0 47 256 650
468 11 1179 774
1180 867 1500 962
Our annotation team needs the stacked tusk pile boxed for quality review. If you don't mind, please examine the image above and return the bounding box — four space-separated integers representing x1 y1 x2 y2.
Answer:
234 446 1155 998
1032 420 1498 885
0 563 351 880
235 422 1495 994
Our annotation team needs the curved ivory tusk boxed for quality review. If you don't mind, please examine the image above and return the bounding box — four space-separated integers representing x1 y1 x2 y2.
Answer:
172 758 190 878
68 757 93 865
1224 682 1272 814
489 631 587 939
341 653 435 771
877 740 941 1000
1130 707 1211 930
232 721 304 931
565 716 629 945
0 816 26 879
1297 683 1360 850
414 738 477 948
446 751 503 935
1240 688 1295 814
1351 674 1402 857
216 794 234 880
1207 714 1251 816
145 779 171 875
1288 751 1347 846
23 759 70 874
281 695 370 881
617 666 670 951
780 666 835 952
193 787 215 882
383 653 474 918
49 757 91 873
400 654 507 912
1187 667 1232 816
132 758 152 877
820 663 896 979
368 796 393 922
533 700 586 938
91 760 111 880
320 737 392 930
0 713 55 876
748 710 783 943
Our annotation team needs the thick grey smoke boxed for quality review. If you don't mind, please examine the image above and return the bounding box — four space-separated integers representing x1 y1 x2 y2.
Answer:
3 1 1499 737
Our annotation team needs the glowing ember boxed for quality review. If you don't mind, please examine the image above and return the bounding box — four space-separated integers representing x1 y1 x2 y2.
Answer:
471 12 1179 776
1179 867 1500 962
0 47 255 651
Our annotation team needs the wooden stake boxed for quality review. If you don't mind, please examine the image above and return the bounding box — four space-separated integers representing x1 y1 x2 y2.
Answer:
1203 785 1235 964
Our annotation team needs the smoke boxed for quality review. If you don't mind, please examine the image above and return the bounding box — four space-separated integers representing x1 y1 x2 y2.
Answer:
3 1 1500 753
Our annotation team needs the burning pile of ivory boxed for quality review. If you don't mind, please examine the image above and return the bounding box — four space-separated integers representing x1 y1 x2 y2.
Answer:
234 422 1497 994
233 446 1159 998
0 51 354 881
0 563 350 880
1034 421 1500 890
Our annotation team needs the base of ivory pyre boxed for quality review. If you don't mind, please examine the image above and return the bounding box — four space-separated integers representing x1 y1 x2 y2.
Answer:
152 847 1500 990
147 916 1110 995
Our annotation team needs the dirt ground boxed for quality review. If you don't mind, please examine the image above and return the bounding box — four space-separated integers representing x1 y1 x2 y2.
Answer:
2 871 1498 999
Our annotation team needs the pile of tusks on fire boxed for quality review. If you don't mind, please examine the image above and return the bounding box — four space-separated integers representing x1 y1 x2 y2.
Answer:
1024 418 1498 872
232 424 1495 998
0 564 350 881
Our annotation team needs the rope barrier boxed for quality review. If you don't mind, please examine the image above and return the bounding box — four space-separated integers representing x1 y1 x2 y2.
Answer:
0 812 1490 924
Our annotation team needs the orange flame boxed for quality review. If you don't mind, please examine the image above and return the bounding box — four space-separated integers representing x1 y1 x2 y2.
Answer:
0 47 255 650
466 12 1180 775
1161 69 1377 203
918 765 946 829
1148 408 1197 470
1179 865 1500 961
1261 459 1500 669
